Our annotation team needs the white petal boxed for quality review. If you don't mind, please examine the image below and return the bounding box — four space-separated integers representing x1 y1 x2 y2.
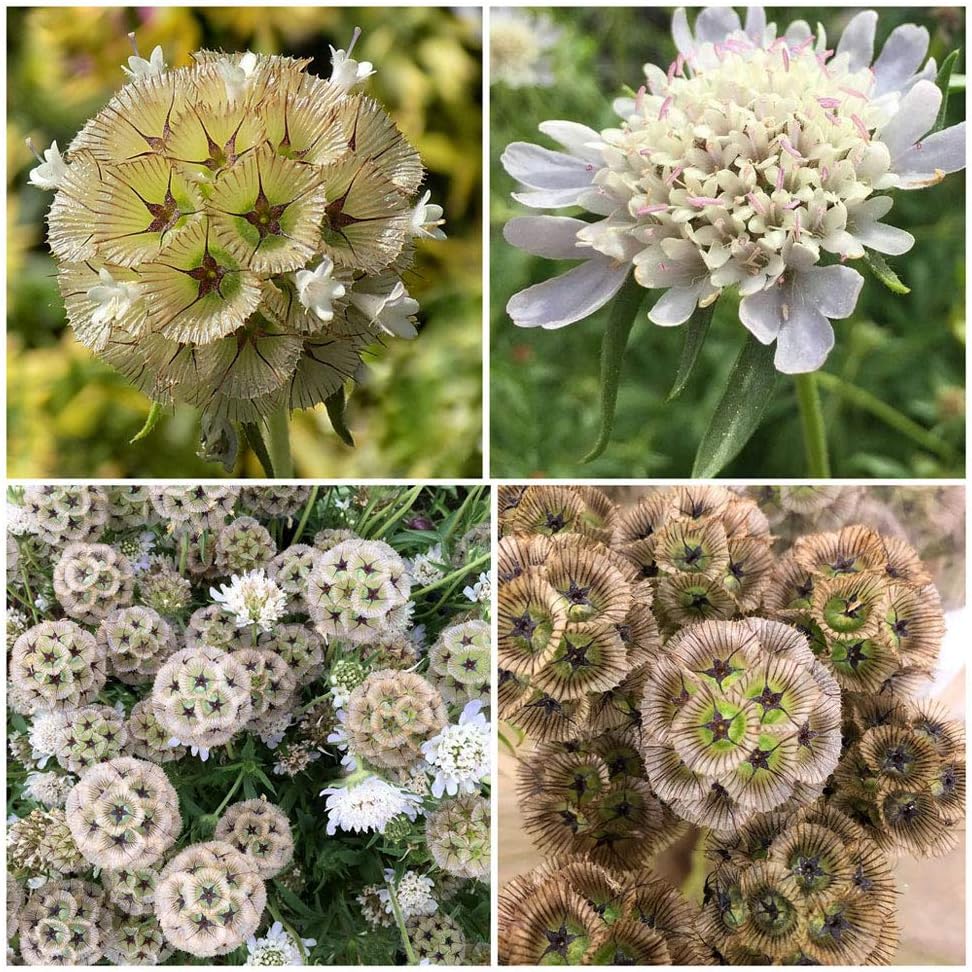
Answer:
537 120 603 164
648 282 705 327
739 287 784 344
694 7 742 44
892 122 967 187
500 141 595 191
774 304 834 374
854 195 894 221
873 23 930 96
744 7 767 46
879 79 941 158
503 215 586 260
507 259 629 330
835 10 877 72
854 221 915 255
783 20 812 46
671 7 694 57
803 265 864 320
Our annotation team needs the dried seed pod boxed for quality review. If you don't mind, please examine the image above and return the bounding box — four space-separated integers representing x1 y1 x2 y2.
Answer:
214 798 294 878
258 623 325 680
105 914 169 965
149 486 239 532
8 808 86 878
98 605 177 682
497 570 567 676
126 698 187 763
407 912 468 965
502 883 606 964
53 542 135 623
56 704 129 773
21 485 110 545
66 757 180 870
306 538 412 643
428 619 491 709
186 603 243 651
230 647 297 730
102 865 161 916
266 543 319 610
312 527 358 552
10 620 107 712
19 879 112 966
155 841 266 957
239 485 312 519
425 794 490 880
151 645 253 755
345 669 447 768
214 515 277 574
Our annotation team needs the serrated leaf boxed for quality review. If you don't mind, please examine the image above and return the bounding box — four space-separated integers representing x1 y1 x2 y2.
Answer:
668 299 716 401
692 334 778 478
325 386 355 447
129 400 164 444
864 250 910 295
241 421 275 477
936 49 961 131
581 276 645 463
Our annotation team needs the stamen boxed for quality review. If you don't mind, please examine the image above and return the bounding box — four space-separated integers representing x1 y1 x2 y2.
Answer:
817 97 841 109
659 96 673 120
839 86 869 101
850 113 870 141
793 212 802 240
25 137 43 162
779 136 804 160
781 47 790 72
776 167 785 190
635 85 646 112
347 26 363 56
636 203 670 215
127 32 140 57
688 196 722 208
665 165 683 185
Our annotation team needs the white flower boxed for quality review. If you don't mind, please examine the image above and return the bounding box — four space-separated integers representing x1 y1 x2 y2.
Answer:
218 51 260 104
23 771 75 808
7 501 37 536
122 35 166 80
410 190 447 240
86 268 139 328
329 27 375 94
463 571 490 604
503 6 966 371
26 139 67 190
295 257 346 322
408 543 446 586
245 921 316 966
379 869 437 920
349 278 420 339
34 594 50 612
210 569 288 632
321 775 422 836
258 711 293 750
325 710 358 770
490 8 563 89
421 700 490 798
28 712 67 769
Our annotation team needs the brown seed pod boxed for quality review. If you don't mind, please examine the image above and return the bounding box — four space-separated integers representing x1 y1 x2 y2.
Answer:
497 570 567 676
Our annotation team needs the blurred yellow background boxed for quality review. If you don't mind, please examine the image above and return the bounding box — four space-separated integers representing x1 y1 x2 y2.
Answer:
8 6 483 477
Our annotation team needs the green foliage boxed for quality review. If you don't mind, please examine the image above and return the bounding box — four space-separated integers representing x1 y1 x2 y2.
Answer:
490 7 965 477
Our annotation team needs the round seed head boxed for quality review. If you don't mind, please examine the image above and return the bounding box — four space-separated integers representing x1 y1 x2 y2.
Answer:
407 912 468 965
8 808 86 878
19 879 111 966
425 794 490 880
21 485 110 545
56 704 129 773
214 798 294 878
126 698 188 762
98 605 177 682
53 542 135 623
229 647 297 729
214 515 276 574
105 914 169 965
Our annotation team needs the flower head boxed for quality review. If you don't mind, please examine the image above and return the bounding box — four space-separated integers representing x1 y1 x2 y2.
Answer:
410 190 447 240
503 7 966 371
26 138 67 190
490 8 563 89
210 569 288 632
295 258 347 322
121 34 166 79
329 27 375 94
321 774 422 836
246 920 316 966
421 700 491 798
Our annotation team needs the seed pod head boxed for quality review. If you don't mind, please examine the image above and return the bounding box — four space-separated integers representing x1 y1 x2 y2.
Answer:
407 913 468 965
497 570 567 677
149 486 239 532
258 623 326 680
501 882 606 964
428 619 491 709
639 618 842 832
155 841 266 957
56 704 129 773
313 527 359 552
137 558 193 617
363 627 422 671
105 914 169 965
214 515 276 574
53 542 135 623
425 794 490 880
8 808 86 878
346 669 447 768
66 756 180 869
102 865 161 916
104 485 158 529
306 538 412 643
10 620 107 711
701 803 898 964
21 485 110 544
239 485 312 519
19 879 111 966
499 485 614 542
186 603 243 651
266 543 319 611
830 697 965 858
229 647 297 729
126 697 188 762
98 605 177 682
151 645 253 754
214 797 294 878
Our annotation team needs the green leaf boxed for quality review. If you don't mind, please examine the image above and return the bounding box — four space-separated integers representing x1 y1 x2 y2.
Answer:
935 49 961 131
581 276 645 463
129 401 164 444
325 387 355 447
692 334 779 478
667 299 716 401
863 250 910 295
241 422 275 477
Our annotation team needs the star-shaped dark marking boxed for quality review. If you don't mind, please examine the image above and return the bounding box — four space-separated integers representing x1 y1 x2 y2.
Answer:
510 612 538 641
754 685 784 712
541 922 579 959
844 641 867 670
821 910 851 941
110 803 129 824
704 714 733 742
198 885 219 906
702 658 734 685
563 640 591 671
793 855 824 883
563 580 592 606
747 747 772 771
681 542 705 567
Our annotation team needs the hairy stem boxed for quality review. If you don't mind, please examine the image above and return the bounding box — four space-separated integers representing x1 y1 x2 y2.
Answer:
794 373 831 477
267 406 294 478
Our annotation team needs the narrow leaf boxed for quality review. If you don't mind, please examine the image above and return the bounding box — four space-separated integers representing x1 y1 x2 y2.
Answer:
325 386 355 447
129 401 164 444
667 300 716 401
581 276 644 463
241 421 275 477
935 49 961 131
692 334 778 478
863 250 910 295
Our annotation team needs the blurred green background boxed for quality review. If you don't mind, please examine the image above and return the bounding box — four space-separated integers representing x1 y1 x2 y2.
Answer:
490 7 965 478
8 6 483 478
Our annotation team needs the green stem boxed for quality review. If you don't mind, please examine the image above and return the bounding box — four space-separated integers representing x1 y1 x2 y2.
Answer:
212 771 244 819
411 552 491 599
815 371 959 466
794 373 831 477
267 406 294 478
441 486 485 544
292 486 319 544
384 875 418 965
360 484 423 539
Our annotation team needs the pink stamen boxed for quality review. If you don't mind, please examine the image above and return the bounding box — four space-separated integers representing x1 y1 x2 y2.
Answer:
793 212 802 240
746 192 766 215
850 113 870 140
781 47 790 72
635 85 646 112
784 199 801 210
676 53 685 76
636 203 669 215
779 136 803 160
659 96 673 120
817 97 841 109
839 85 869 100
687 196 722 207
791 37 814 55
722 38 749 53
658 262 669 272
667 58 677 82
776 167 785 190
665 165 683 186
